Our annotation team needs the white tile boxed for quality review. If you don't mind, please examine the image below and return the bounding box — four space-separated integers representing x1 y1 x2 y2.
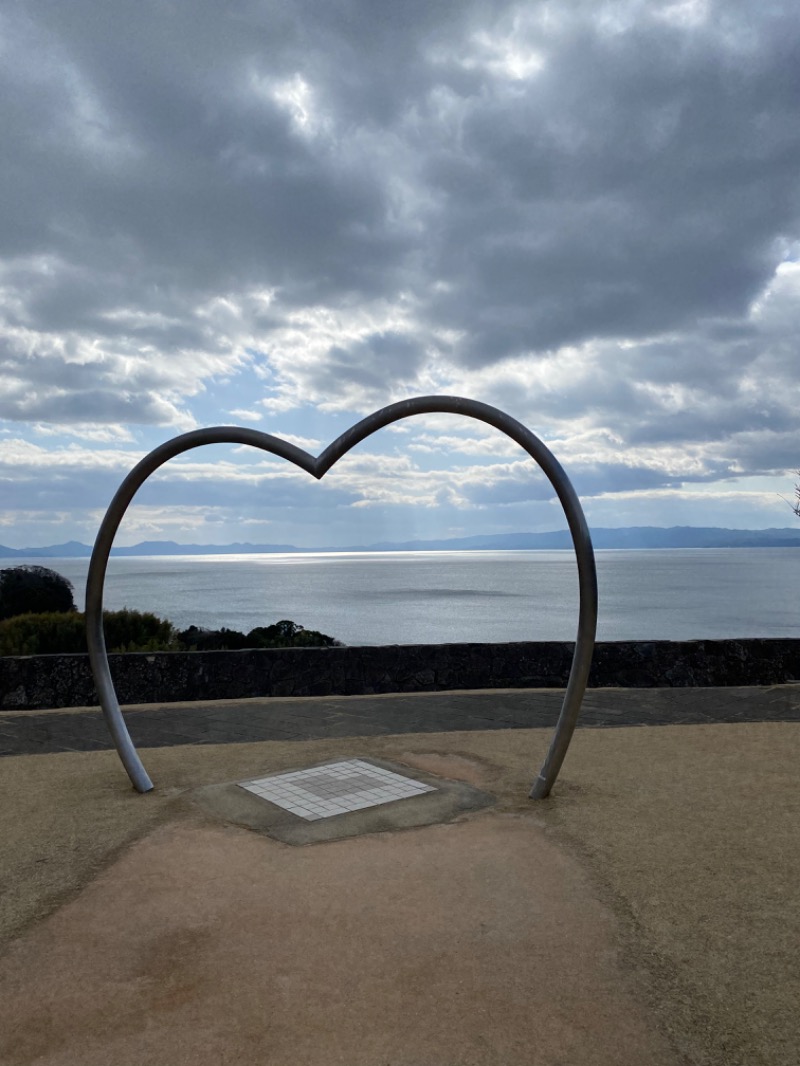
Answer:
239 760 436 820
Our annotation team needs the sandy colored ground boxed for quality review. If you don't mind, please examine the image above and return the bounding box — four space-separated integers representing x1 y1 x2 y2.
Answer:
1 722 798 1065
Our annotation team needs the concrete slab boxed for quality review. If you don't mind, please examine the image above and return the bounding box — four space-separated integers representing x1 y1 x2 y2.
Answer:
192 755 496 845
0 816 680 1066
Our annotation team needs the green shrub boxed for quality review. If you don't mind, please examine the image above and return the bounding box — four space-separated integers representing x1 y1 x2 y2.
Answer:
0 612 87 655
0 609 176 656
101 609 176 653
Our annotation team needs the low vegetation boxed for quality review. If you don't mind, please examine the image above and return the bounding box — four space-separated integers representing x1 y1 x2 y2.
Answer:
0 565 339 655
0 609 174 656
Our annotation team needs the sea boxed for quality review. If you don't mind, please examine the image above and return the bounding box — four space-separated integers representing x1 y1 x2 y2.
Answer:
11 548 800 646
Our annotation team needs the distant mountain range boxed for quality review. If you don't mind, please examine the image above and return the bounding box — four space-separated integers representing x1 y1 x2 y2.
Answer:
2 526 800 558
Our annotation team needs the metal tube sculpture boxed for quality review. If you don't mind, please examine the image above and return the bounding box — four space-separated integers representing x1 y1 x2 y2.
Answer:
86 396 598 798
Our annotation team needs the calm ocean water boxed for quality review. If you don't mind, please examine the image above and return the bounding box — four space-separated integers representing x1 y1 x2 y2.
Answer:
14 548 800 645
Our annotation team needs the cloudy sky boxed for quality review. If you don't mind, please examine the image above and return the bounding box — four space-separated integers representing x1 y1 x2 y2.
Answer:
2 0 799 548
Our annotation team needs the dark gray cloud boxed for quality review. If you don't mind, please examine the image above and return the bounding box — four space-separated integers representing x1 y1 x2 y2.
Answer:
4 2 799 364
0 0 408 305
309 332 427 405
420 7 800 361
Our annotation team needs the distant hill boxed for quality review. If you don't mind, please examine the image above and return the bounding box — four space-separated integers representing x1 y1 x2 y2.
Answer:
0 540 93 558
2 526 800 558
343 526 800 551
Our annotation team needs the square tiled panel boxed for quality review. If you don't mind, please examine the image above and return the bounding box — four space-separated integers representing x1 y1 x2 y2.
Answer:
239 759 435 821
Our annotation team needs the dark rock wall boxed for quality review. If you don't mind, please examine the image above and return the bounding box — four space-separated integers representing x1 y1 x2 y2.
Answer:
1 639 799 710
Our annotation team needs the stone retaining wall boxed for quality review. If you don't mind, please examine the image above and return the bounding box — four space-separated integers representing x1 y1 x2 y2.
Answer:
1 638 799 710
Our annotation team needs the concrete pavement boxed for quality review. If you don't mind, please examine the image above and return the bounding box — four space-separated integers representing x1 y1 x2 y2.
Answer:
1 683 799 757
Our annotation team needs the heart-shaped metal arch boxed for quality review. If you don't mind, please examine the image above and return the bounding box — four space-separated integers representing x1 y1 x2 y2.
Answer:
86 396 597 798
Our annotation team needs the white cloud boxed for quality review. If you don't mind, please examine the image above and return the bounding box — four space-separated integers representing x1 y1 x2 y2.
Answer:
227 409 263 422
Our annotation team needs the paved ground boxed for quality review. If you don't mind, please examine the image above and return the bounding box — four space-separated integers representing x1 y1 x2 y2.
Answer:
1 683 799 756
1 690 798 1065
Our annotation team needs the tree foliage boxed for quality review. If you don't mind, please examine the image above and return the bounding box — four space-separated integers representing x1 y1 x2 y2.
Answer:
246 619 338 647
0 612 340 655
0 566 76 621
0 562 340 653
175 619 338 651
175 625 250 651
